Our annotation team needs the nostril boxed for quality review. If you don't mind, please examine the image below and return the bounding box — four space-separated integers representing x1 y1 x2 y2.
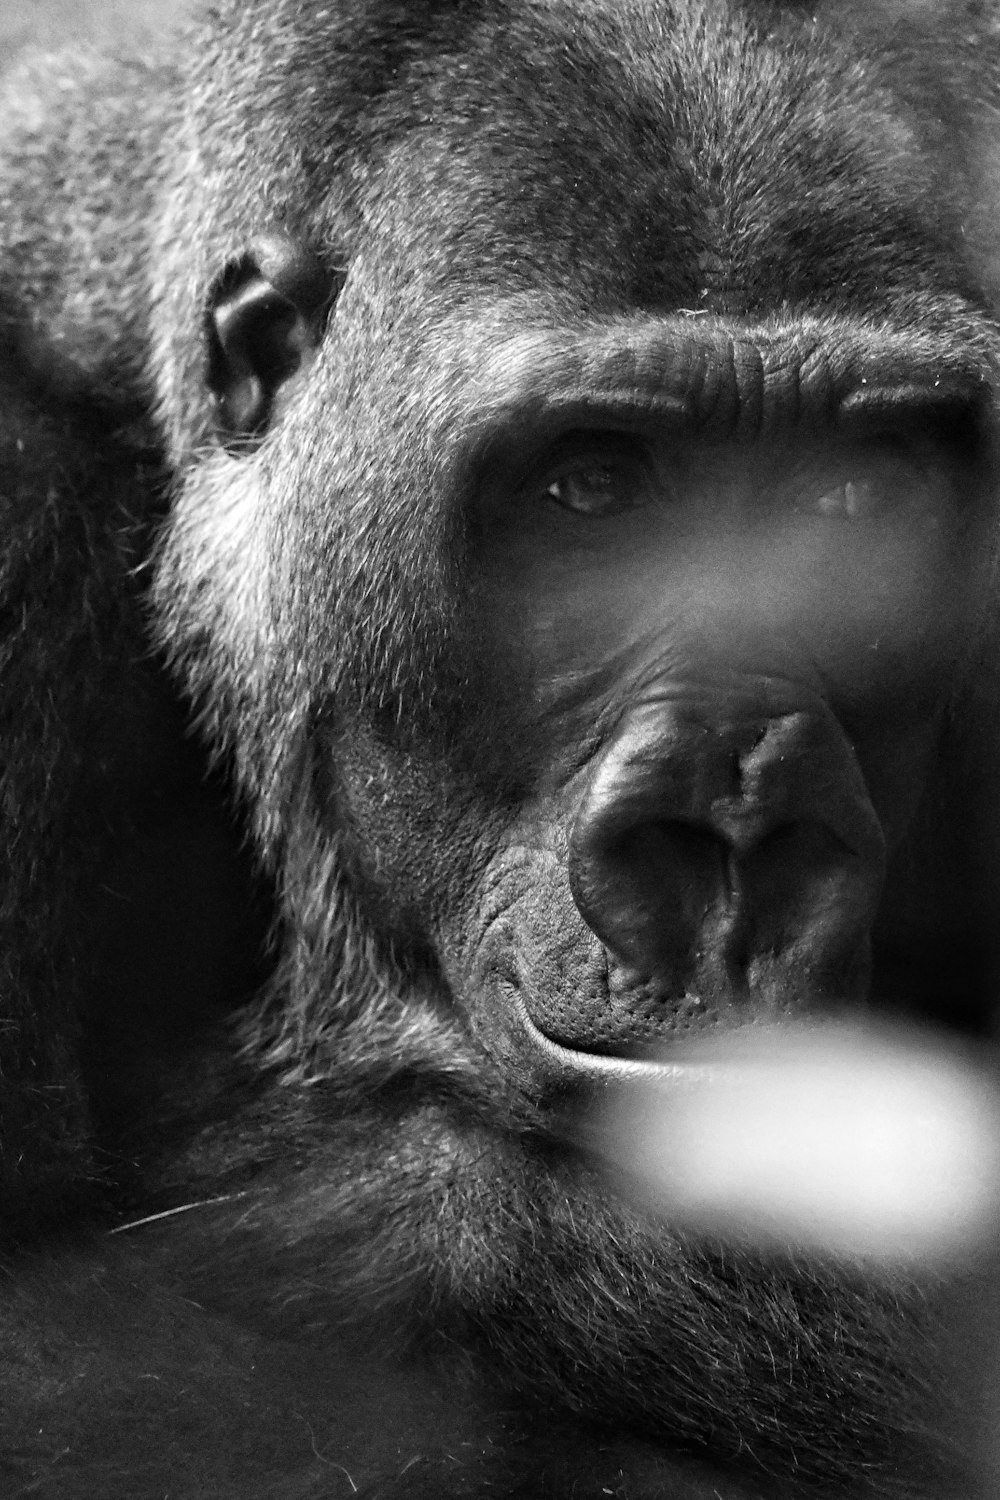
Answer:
615 820 729 887
571 809 872 979
570 816 736 976
741 819 868 948
751 821 800 859
745 819 854 886
563 706 887 1040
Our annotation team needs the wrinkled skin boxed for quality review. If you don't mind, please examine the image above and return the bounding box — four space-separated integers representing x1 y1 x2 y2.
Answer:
4 2 1000 1497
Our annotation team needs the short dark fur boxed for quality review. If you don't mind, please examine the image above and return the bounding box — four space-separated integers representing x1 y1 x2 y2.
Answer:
3 3 1000 1496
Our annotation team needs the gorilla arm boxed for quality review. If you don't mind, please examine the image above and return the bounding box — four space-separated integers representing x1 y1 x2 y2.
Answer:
0 44 267 1238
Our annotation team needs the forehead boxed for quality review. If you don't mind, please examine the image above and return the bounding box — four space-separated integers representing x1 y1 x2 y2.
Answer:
320 0 967 322
187 0 983 337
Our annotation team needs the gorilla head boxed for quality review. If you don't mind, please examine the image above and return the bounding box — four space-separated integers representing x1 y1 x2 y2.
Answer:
81 0 1000 1489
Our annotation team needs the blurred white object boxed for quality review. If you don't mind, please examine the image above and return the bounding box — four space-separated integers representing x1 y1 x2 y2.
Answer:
601 1026 1000 1260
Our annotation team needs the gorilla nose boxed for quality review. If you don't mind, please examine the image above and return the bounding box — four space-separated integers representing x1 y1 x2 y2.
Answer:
566 700 887 1035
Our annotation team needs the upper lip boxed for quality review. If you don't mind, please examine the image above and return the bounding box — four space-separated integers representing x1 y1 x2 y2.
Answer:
514 989 743 1085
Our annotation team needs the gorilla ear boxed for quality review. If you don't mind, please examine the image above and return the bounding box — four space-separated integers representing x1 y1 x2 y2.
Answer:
206 232 341 442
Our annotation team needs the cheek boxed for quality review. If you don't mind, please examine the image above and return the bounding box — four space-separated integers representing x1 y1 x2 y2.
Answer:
153 452 278 684
328 723 509 938
440 832 607 1078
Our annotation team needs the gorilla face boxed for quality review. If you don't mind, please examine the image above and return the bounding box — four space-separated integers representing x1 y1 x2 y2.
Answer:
451 332 986 1062
146 0 1000 1484
313 318 990 1090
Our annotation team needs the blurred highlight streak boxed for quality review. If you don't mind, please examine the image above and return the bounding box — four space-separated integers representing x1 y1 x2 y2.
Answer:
598 1025 1000 1261
596 1023 1000 1495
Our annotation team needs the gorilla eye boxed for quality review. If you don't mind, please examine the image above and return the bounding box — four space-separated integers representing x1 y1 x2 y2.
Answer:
546 465 635 516
804 439 940 522
815 479 882 519
536 437 653 518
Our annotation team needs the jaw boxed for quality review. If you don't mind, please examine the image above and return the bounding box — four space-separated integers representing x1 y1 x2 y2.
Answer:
146 1066 965 1494
142 888 976 1499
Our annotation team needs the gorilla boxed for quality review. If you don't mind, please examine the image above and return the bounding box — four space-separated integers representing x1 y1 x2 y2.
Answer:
3 1 1000 1495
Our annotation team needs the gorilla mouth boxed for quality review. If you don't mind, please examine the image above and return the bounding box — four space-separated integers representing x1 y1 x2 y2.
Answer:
512 986 737 1081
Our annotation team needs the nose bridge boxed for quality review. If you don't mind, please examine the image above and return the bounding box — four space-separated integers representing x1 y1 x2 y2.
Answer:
623 710 798 853
636 543 833 694
578 695 878 855
580 708 768 849
684 707 880 859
